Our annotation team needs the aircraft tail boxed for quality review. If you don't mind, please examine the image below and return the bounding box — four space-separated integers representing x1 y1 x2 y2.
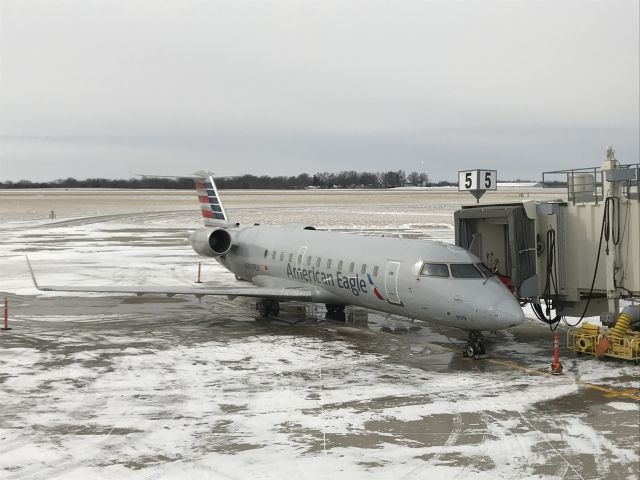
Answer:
137 171 230 227
193 171 230 227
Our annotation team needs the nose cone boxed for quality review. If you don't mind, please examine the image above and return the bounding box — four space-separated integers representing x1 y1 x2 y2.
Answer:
475 280 526 330
493 296 526 328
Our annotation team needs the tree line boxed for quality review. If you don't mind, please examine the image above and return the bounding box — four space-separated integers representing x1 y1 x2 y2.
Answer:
0 170 458 189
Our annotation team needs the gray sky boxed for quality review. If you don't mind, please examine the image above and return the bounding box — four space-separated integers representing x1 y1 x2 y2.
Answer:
1 0 638 182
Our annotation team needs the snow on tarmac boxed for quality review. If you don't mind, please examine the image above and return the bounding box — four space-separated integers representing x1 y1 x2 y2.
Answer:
2 333 633 480
1 196 639 479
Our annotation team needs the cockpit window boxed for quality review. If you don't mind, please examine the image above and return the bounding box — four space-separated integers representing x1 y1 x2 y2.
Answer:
419 263 450 277
450 263 483 278
475 263 495 277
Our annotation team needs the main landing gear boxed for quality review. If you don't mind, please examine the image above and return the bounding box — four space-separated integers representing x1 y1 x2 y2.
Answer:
325 304 345 313
463 330 485 358
325 304 346 321
256 299 280 317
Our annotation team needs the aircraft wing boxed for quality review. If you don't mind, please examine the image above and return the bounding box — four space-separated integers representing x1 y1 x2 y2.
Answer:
26 257 312 300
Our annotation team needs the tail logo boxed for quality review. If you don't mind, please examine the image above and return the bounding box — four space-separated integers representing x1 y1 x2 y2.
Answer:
195 176 228 222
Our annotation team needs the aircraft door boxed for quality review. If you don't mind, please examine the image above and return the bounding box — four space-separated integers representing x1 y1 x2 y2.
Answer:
384 261 402 305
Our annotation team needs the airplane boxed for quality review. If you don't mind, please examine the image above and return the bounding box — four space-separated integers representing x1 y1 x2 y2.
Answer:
26 172 526 357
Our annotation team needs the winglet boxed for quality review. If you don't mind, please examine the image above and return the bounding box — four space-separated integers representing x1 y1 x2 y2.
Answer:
25 256 43 291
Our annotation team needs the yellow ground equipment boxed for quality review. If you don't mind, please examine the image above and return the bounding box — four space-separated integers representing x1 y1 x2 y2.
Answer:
568 308 640 363
603 312 640 362
568 323 600 356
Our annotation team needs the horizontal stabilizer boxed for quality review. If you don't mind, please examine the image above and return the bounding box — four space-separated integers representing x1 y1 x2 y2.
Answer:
137 171 230 227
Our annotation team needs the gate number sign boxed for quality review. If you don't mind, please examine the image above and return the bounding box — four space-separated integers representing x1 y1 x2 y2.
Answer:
458 170 497 192
458 169 497 203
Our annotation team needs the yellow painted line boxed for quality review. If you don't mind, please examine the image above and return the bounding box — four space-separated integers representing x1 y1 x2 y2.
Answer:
572 382 640 402
488 358 640 401
440 344 640 402
484 357 548 376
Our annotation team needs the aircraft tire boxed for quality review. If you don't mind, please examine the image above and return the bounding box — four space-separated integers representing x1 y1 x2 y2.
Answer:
257 301 271 317
464 344 477 358
325 304 345 313
271 302 280 316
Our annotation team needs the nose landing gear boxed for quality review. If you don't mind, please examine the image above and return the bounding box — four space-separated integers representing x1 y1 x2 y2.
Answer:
256 299 280 317
463 330 485 358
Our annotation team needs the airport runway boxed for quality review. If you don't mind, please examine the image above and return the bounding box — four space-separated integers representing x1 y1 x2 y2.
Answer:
1 189 638 479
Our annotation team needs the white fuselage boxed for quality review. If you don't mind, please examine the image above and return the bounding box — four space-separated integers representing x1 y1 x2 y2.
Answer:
207 224 525 331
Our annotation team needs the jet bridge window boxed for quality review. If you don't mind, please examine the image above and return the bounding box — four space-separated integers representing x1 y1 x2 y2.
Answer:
450 264 483 279
419 263 450 277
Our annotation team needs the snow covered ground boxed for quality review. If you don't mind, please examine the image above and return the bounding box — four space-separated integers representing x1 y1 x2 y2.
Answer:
0 190 638 479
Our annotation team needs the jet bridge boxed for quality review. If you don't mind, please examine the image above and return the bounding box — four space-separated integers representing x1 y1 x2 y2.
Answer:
455 147 639 325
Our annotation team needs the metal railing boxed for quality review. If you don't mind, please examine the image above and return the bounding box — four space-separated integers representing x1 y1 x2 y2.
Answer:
542 163 639 205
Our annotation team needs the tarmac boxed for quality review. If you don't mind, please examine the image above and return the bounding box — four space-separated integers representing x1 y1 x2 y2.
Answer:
1 188 638 479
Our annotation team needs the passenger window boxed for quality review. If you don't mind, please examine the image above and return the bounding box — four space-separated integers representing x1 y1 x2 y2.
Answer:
338 260 343 271
264 250 268 258
349 262 355 273
289 253 293 263
272 251 276 260
316 257 321 268
327 259 332 269
280 252 284 262
307 256 312 266
297 254 302 264
450 264 483 278
361 264 367 275
373 266 379 277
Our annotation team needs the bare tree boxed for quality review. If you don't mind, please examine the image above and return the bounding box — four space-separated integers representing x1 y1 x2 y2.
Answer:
408 171 421 186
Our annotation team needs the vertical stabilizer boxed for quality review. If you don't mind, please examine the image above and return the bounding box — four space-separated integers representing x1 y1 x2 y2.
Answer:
194 172 229 226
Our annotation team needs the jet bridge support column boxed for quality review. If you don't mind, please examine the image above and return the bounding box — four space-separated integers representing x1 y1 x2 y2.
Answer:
602 146 623 317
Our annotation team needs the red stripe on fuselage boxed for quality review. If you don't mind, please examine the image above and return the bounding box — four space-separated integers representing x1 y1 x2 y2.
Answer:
198 195 209 203
201 210 214 218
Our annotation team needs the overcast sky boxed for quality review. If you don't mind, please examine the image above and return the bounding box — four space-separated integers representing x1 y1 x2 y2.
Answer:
0 0 638 182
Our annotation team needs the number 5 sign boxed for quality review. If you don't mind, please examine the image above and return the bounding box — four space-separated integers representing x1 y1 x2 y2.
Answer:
458 169 497 202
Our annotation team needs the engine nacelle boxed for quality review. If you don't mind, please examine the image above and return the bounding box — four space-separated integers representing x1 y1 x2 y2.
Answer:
190 227 233 257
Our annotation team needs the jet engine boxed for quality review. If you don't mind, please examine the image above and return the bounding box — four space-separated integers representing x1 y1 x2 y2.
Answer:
190 227 232 257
